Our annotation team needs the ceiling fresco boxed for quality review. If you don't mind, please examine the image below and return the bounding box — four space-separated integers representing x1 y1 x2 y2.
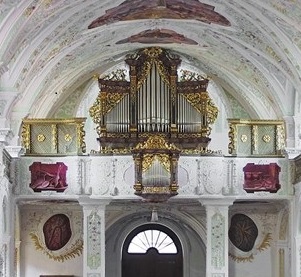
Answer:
0 0 301 135
116 29 198 45
88 0 231 29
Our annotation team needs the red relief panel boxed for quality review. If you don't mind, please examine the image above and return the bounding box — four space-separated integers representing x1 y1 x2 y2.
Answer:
29 162 68 192
243 163 281 193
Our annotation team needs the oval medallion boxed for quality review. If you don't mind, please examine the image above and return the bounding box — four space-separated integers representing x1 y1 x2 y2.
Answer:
43 214 72 251
228 213 258 252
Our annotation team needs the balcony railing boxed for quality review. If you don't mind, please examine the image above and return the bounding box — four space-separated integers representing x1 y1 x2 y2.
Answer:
228 119 285 156
21 118 86 156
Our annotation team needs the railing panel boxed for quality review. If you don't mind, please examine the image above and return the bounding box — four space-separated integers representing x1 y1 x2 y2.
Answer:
21 118 86 156
228 119 285 156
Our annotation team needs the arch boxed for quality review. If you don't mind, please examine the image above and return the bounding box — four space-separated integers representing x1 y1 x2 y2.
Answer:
105 209 206 277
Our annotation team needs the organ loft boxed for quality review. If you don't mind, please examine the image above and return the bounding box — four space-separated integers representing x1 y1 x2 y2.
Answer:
89 47 218 201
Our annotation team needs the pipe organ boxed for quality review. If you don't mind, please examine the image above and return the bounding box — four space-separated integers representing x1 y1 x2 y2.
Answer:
89 47 218 201
90 47 218 151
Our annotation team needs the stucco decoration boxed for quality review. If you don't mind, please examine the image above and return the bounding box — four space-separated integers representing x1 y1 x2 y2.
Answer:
0 100 7 117
279 212 288 240
229 213 272 262
88 0 231 29
211 212 225 268
87 211 102 270
28 210 83 262
0 244 6 277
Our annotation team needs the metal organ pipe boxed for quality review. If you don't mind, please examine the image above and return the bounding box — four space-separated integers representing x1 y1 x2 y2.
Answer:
143 159 169 187
137 63 171 133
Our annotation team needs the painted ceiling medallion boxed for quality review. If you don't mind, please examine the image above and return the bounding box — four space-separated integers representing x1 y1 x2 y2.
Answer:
116 29 198 45
88 0 231 29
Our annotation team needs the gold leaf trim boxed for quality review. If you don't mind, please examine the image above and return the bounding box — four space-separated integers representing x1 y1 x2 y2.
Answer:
229 232 272 263
257 233 272 252
134 135 179 151
30 232 83 262
229 252 254 263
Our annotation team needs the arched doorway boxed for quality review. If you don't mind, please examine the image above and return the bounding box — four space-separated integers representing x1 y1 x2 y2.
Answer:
122 224 183 277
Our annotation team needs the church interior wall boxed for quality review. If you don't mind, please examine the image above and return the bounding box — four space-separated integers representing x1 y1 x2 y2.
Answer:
19 204 83 277
105 205 207 277
228 202 290 277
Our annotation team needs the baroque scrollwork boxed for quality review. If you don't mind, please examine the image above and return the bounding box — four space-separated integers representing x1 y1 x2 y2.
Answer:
135 135 179 151
131 47 174 91
29 233 83 262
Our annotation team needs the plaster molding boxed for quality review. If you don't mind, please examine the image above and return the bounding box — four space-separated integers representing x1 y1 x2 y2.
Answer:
4 146 23 158
78 196 112 209
199 197 236 208
0 129 13 145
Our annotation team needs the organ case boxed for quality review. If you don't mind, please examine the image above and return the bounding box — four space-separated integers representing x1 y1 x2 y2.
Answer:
90 47 218 152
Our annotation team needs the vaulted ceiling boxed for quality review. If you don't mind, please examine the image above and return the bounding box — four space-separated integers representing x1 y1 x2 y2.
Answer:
1 0 301 134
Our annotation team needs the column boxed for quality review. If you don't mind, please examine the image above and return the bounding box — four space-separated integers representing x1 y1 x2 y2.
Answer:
0 128 14 277
79 197 111 277
292 183 301 277
200 199 234 277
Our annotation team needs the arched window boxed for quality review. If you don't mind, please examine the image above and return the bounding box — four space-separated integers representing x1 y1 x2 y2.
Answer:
128 229 177 254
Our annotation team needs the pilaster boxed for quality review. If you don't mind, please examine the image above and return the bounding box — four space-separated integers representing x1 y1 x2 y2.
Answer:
283 115 295 148
0 89 19 129
79 197 111 277
292 183 301 277
200 198 234 277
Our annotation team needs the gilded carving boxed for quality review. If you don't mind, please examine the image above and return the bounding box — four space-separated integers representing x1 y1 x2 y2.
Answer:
64 134 72 142
76 122 86 153
37 134 46 142
262 134 271 143
251 125 258 153
136 48 170 90
257 233 272 252
30 232 83 262
240 134 247 142
228 124 237 154
89 93 102 126
135 135 179 151
21 123 31 151
51 124 57 151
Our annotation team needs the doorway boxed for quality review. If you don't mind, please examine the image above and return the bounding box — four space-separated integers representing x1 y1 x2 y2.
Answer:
122 224 183 277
